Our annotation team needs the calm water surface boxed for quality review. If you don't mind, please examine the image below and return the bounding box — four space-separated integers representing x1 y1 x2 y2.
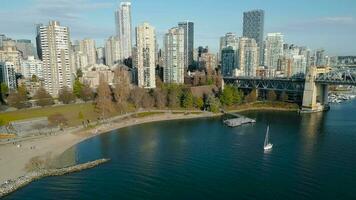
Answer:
5 101 356 200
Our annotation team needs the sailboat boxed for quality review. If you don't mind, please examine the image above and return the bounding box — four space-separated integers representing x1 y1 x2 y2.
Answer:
264 126 273 151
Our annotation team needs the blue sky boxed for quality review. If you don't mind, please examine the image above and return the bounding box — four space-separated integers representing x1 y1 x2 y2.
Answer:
1 0 356 55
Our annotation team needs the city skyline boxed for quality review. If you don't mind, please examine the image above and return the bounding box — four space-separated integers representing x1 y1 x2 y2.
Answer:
0 0 356 56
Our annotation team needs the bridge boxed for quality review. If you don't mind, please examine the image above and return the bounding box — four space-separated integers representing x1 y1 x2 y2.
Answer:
224 67 356 113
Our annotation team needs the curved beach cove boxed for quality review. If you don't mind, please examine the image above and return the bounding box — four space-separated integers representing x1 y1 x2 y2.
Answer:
4 101 356 199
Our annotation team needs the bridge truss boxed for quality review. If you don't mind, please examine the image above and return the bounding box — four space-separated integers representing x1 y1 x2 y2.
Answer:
224 77 305 93
315 68 356 86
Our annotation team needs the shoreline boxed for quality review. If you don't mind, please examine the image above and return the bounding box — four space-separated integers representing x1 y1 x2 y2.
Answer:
0 111 219 184
0 105 297 186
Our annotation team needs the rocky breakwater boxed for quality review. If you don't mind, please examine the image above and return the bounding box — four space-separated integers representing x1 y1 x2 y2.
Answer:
0 158 110 198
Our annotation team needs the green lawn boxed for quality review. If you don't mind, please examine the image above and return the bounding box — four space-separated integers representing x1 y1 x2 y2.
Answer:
0 103 99 126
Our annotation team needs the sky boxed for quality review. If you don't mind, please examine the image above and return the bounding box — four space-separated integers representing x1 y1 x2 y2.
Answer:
1 0 356 56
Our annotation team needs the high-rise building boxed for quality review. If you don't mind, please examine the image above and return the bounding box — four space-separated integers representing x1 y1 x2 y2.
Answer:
16 39 37 59
36 21 73 96
96 47 105 64
21 56 43 79
135 22 156 89
315 49 325 66
199 52 217 71
238 37 259 77
163 27 185 84
243 9 264 65
104 36 121 67
264 33 284 70
291 55 307 76
0 61 17 90
221 46 237 77
79 39 97 66
116 1 132 60
220 32 239 52
0 40 21 73
178 21 194 69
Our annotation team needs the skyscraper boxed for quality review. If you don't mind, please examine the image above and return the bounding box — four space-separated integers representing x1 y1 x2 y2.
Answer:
238 37 259 77
96 47 105 64
178 21 194 69
79 39 97 66
36 21 73 96
220 32 239 52
105 36 121 67
116 2 132 60
243 10 264 65
164 27 185 84
264 33 284 70
315 49 325 66
135 22 156 89
221 46 237 77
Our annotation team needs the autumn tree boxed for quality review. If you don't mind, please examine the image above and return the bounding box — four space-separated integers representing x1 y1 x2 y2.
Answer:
34 87 54 107
113 67 131 112
141 92 155 109
95 77 115 118
153 89 167 109
58 86 76 104
245 89 257 103
267 90 277 102
6 84 28 109
129 87 146 109
80 83 94 102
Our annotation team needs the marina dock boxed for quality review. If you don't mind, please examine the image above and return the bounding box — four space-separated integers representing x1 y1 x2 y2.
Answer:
223 112 256 127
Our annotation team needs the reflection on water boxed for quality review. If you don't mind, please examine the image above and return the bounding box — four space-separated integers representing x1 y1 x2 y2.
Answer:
6 101 356 200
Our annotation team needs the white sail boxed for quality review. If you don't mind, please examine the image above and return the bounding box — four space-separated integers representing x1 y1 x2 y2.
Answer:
264 126 273 151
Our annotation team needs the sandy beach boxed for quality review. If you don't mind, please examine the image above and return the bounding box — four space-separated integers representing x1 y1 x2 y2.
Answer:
0 111 218 184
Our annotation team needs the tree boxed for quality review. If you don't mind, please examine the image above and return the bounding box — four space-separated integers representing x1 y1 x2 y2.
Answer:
245 89 257 103
58 87 75 104
73 79 84 98
7 84 28 109
167 84 182 108
129 87 146 109
34 87 54 107
267 90 277 102
193 96 204 110
181 89 194 109
220 85 243 106
153 89 167 109
206 95 221 113
280 92 289 102
95 78 115 118
141 92 154 109
113 67 131 112
0 83 9 101
31 75 39 82
80 83 94 102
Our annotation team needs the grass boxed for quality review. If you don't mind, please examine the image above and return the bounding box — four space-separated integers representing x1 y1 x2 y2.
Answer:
225 101 300 112
0 103 99 127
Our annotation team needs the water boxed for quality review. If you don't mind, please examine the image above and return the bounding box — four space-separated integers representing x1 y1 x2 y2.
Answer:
5 101 356 200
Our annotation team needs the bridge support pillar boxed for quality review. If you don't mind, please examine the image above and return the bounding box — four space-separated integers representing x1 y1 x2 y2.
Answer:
302 67 329 113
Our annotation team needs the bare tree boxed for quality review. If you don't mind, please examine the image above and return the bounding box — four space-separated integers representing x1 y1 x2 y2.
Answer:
58 86 76 104
113 67 131 112
95 76 115 118
34 87 54 107
129 87 146 109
